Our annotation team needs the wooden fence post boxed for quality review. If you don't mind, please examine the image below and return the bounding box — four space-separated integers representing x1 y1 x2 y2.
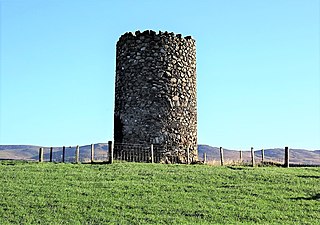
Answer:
108 141 113 164
220 147 224 166
50 147 53 162
129 149 132 162
261 148 264 163
75 145 80 163
284 146 289 168
123 150 126 161
39 147 44 162
203 152 207 164
91 144 94 163
150 144 154 163
62 146 66 163
251 147 255 167
239 150 243 163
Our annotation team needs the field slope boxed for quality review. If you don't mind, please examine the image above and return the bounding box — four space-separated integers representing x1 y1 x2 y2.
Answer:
0 161 319 224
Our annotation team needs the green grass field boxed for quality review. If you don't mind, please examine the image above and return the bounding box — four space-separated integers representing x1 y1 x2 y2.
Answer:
0 161 319 224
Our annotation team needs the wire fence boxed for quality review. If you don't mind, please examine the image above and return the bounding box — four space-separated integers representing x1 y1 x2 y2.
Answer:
200 147 320 167
35 142 194 164
36 144 109 163
2 142 318 167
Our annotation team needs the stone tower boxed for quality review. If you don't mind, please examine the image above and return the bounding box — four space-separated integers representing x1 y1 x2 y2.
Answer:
114 30 197 161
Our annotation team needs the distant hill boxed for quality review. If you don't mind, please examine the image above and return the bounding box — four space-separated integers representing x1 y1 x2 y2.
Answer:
0 144 109 162
0 145 41 160
198 145 320 165
1 144 319 165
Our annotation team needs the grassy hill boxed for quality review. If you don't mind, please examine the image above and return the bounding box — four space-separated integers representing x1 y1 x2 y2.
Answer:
0 161 319 224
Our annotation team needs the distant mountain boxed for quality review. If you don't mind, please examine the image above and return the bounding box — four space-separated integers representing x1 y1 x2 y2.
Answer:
1 144 319 165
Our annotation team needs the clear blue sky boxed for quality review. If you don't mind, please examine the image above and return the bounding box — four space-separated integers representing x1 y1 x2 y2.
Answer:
1 0 319 150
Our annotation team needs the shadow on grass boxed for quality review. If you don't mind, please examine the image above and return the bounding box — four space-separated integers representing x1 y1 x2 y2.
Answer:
292 193 320 201
0 160 35 165
81 161 111 165
290 164 320 167
227 166 246 170
298 175 320 179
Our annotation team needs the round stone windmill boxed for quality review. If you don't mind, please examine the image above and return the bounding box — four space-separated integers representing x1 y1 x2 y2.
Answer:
114 30 197 162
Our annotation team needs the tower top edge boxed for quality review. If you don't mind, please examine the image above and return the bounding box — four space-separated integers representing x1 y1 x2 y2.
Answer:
118 30 195 42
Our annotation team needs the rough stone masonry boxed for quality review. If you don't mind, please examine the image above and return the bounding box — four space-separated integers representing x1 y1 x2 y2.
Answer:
114 30 197 162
